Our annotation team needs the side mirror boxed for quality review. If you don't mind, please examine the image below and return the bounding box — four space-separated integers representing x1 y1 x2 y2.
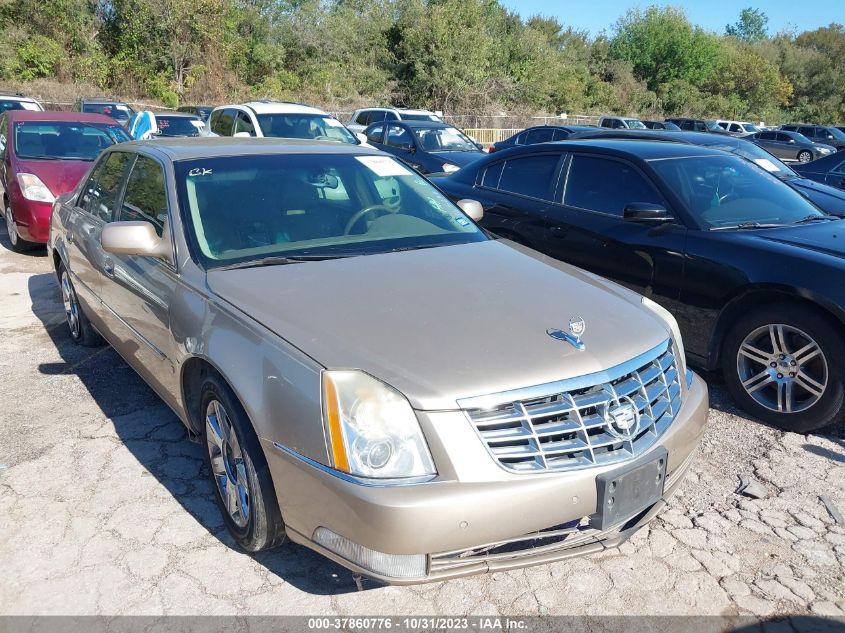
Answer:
356 132 368 144
623 202 671 223
457 199 484 222
233 131 251 138
101 221 171 260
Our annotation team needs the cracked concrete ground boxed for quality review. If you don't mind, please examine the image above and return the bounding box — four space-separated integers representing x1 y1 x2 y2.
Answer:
1 235 844 618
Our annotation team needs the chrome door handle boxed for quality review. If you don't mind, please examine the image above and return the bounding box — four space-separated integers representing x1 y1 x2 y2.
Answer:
103 258 115 277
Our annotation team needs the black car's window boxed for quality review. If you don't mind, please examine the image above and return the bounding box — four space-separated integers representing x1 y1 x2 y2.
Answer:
495 154 560 201
366 124 385 144
798 127 815 137
827 127 845 140
84 152 132 222
757 131 776 140
552 128 569 141
119 156 167 237
515 132 527 145
650 154 824 228
481 161 504 188
833 159 845 174
157 116 205 137
176 153 485 265
386 125 413 149
775 132 791 142
564 155 663 216
525 128 555 144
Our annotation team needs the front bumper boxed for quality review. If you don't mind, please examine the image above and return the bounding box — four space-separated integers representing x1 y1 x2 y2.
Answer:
10 194 52 243
263 373 708 584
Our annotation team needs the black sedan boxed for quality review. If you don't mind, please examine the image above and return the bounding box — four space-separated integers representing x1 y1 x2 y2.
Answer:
363 120 484 174
566 129 845 216
431 139 845 432
792 151 845 190
489 125 598 153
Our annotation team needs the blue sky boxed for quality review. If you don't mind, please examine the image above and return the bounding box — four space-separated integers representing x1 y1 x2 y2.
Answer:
500 1 842 36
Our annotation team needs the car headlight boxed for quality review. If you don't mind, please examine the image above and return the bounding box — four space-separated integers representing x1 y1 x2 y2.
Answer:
819 148 832 154
641 296 692 388
322 370 436 479
16 173 55 203
442 163 460 173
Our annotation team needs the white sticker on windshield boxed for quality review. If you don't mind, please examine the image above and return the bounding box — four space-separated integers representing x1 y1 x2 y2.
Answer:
355 156 413 177
324 118 344 128
753 158 779 173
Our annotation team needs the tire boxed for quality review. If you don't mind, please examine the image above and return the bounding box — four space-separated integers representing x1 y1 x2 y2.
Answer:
797 150 813 163
5 201 37 253
58 262 104 347
200 373 287 552
722 304 845 433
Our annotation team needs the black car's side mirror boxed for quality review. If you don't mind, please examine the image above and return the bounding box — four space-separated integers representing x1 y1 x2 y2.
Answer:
624 202 671 223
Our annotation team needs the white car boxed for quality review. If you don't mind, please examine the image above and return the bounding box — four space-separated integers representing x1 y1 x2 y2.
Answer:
208 101 365 145
346 107 442 134
716 120 763 136
0 94 44 113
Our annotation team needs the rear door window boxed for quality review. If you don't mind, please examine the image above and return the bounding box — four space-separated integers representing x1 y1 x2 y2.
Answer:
564 155 663 216
366 124 385 144
84 152 133 222
118 155 168 237
386 125 413 149
525 128 555 144
496 154 561 201
234 111 255 136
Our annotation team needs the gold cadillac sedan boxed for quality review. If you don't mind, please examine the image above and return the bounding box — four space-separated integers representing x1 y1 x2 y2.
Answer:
48 138 708 584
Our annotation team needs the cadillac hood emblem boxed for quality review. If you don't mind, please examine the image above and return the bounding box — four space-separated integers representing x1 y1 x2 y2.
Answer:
547 316 587 351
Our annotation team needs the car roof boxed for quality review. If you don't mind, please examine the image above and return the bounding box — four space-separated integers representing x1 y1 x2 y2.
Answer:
6 110 118 124
389 120 451 129
547 138 726 160
0 94 39 103
120 137 382 161
224 101 327 115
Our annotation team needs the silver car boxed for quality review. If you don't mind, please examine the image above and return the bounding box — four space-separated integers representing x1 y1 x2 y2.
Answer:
48 138 708 584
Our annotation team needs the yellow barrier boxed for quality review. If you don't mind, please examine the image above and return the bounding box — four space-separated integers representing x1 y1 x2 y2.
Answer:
463 128 523 144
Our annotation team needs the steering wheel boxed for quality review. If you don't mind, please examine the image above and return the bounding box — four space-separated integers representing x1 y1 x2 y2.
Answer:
344 204 396 235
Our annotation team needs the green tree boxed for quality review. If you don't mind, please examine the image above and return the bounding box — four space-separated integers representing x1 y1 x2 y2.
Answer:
726 8 769 43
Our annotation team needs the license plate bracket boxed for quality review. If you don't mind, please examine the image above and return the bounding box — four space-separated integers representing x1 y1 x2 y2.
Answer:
590 446 668 531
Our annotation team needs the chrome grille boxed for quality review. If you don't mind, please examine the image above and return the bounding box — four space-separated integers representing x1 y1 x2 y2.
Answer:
460 340 682 473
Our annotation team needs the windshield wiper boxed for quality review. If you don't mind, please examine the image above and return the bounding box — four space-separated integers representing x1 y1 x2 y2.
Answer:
212 253 352 271
710 222 788 231
793 214 837 224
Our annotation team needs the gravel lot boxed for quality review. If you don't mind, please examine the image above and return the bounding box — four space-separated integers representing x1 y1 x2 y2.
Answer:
1 234 844 618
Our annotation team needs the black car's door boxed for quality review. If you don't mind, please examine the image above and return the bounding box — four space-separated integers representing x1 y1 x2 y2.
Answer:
543 153 687 307
470 152 566 246
383 124 426 172
825 158 845 189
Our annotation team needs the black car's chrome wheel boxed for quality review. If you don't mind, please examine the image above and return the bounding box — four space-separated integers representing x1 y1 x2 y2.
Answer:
736 323 827 414
723 305 844 432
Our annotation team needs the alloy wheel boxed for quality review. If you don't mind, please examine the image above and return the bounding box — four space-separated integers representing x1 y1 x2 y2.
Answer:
206 399 250 528
798 151 812 163
5 206 18 246
736 323 828 414
61 271 81 339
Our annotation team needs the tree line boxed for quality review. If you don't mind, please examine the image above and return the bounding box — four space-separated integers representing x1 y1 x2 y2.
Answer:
1 0 844 123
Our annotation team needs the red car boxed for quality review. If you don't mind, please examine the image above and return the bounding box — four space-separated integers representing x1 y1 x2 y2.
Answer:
1 111 130 252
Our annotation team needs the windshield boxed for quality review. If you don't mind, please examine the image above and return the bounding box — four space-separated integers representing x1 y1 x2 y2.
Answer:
649 154 824 229
705 120 723 132
625 119 647 129
0 100 40 113
826 127 845 140
790 132 813 144
156 116 205 137
704 140 797 180
175 153 486 267
14 122 130 160
412 127 478 152
401 113 440 122
744 124 762 133
255 114 357 144
82 103 134 122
